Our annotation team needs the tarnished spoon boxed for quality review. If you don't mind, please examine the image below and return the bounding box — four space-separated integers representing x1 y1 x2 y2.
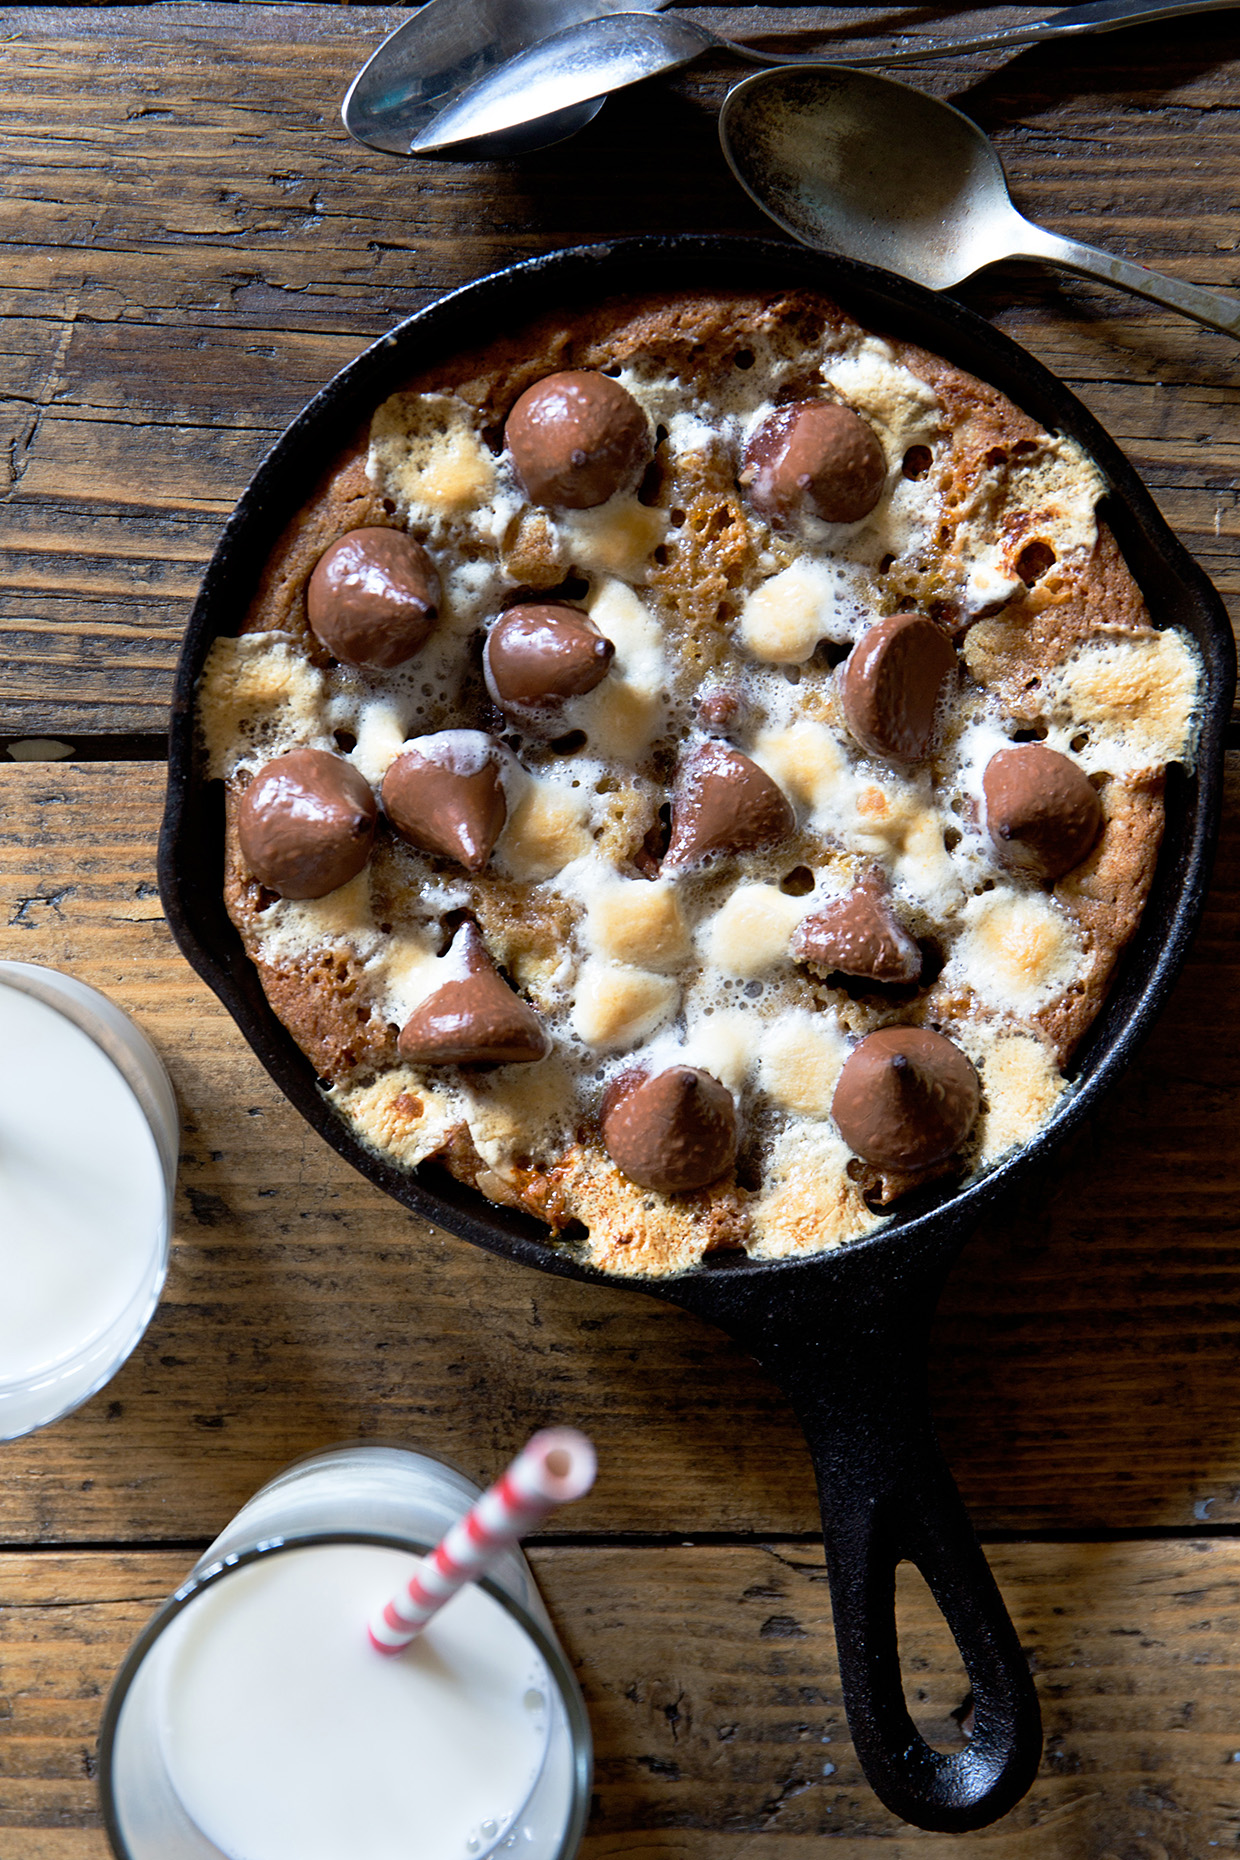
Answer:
719 65 1240 340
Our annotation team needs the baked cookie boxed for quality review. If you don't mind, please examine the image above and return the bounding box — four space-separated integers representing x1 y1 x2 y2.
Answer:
199 289 1202 1278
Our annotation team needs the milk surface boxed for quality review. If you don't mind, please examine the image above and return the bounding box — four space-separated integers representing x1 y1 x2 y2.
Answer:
157 1542 553 1860
0 985 166 1382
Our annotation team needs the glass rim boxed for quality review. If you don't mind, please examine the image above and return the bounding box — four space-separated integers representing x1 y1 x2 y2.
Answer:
0 962 173 1430
97 1528 594 1860
244 1436 482 1489
0 1272 165 1409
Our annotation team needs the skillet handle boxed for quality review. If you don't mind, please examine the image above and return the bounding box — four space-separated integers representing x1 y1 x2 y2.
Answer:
802 1375 1042 1831
676 1253 1042 1832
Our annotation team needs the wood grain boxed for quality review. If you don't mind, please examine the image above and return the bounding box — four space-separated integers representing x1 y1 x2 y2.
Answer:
3 1540 1239 1857
1 758 1238 1542
0 10 1238 731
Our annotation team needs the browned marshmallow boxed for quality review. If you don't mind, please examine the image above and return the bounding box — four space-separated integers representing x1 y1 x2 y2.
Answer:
793 871 922 984
741 400 886 526
601 1065 737 1194
841 612 957 764
983 744 1102 881
484 604 614 727
382 732 508 874
307 528 439 670
832 1027 980 1172
398 923 550 1066
664 742 794 871
237 748 376 900
505 370 650 509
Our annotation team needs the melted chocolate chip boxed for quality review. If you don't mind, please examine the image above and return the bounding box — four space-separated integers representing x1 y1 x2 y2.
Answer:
382 732 508 874
484 604 614 723
505 370 650 509
741 400 887 526
794 871 922 983
841 612 957 764
696 687 742 732
983 744 1102 880
663 742 794 871
832 1027 979 1172
307 528 439 670
397 923 550 1066
601 1065 737 1194
237 748 376 900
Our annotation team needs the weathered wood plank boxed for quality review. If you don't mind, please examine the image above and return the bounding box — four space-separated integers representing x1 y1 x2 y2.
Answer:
2 1541 1239 1856
0 11 1239 729
0 759 1238 1542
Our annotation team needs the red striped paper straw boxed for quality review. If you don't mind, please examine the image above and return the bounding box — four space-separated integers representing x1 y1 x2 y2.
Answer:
369 1428 597 1654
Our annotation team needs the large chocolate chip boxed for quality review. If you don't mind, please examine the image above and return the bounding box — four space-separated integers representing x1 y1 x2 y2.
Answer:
983 744 1102 881
841 612 957 763
484 604 614 723
237 748 377 900
307 528 439 670
832 1027 979 1172
601 1065 737 1194
794 871 922 984
741 400 887 526
505 370 650 509
382 732 508 874
663 742 795 870
397 923 550 1067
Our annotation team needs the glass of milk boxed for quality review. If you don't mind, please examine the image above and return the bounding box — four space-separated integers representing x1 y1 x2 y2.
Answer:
100 1443 593 1860
0 961 177 1438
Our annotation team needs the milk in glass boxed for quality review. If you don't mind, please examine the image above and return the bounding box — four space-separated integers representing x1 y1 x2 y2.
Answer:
157 1543 553 1860
0 966 174 1437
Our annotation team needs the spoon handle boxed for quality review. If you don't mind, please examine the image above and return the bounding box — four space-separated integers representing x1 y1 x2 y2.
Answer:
1013 223 1240 340
806 0 1240 66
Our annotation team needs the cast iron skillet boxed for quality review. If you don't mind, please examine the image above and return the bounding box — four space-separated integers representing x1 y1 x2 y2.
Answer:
158 235 1234 1833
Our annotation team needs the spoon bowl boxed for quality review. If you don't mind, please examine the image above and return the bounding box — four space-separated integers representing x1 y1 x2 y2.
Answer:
721 68 1013 292
720 66 1240 339
343 0 670 158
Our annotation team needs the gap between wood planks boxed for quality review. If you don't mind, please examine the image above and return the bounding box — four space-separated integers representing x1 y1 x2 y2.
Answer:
12 1523 1240 1555
1 734 167 761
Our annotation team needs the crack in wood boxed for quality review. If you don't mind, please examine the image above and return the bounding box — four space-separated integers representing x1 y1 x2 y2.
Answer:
3 285 79 503
7 883 75 925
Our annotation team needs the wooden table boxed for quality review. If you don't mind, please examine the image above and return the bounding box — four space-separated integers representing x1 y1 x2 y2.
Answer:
2 7 1240 1854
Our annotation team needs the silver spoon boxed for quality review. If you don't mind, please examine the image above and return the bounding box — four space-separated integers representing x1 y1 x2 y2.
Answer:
343 0 671 157
411 0 1238 156
719 65 1240 340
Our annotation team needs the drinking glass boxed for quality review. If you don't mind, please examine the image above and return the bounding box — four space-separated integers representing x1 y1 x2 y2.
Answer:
100 1443 593 1860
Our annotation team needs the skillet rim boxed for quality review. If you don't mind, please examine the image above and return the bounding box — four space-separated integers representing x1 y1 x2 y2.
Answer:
158 232 1235 1293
